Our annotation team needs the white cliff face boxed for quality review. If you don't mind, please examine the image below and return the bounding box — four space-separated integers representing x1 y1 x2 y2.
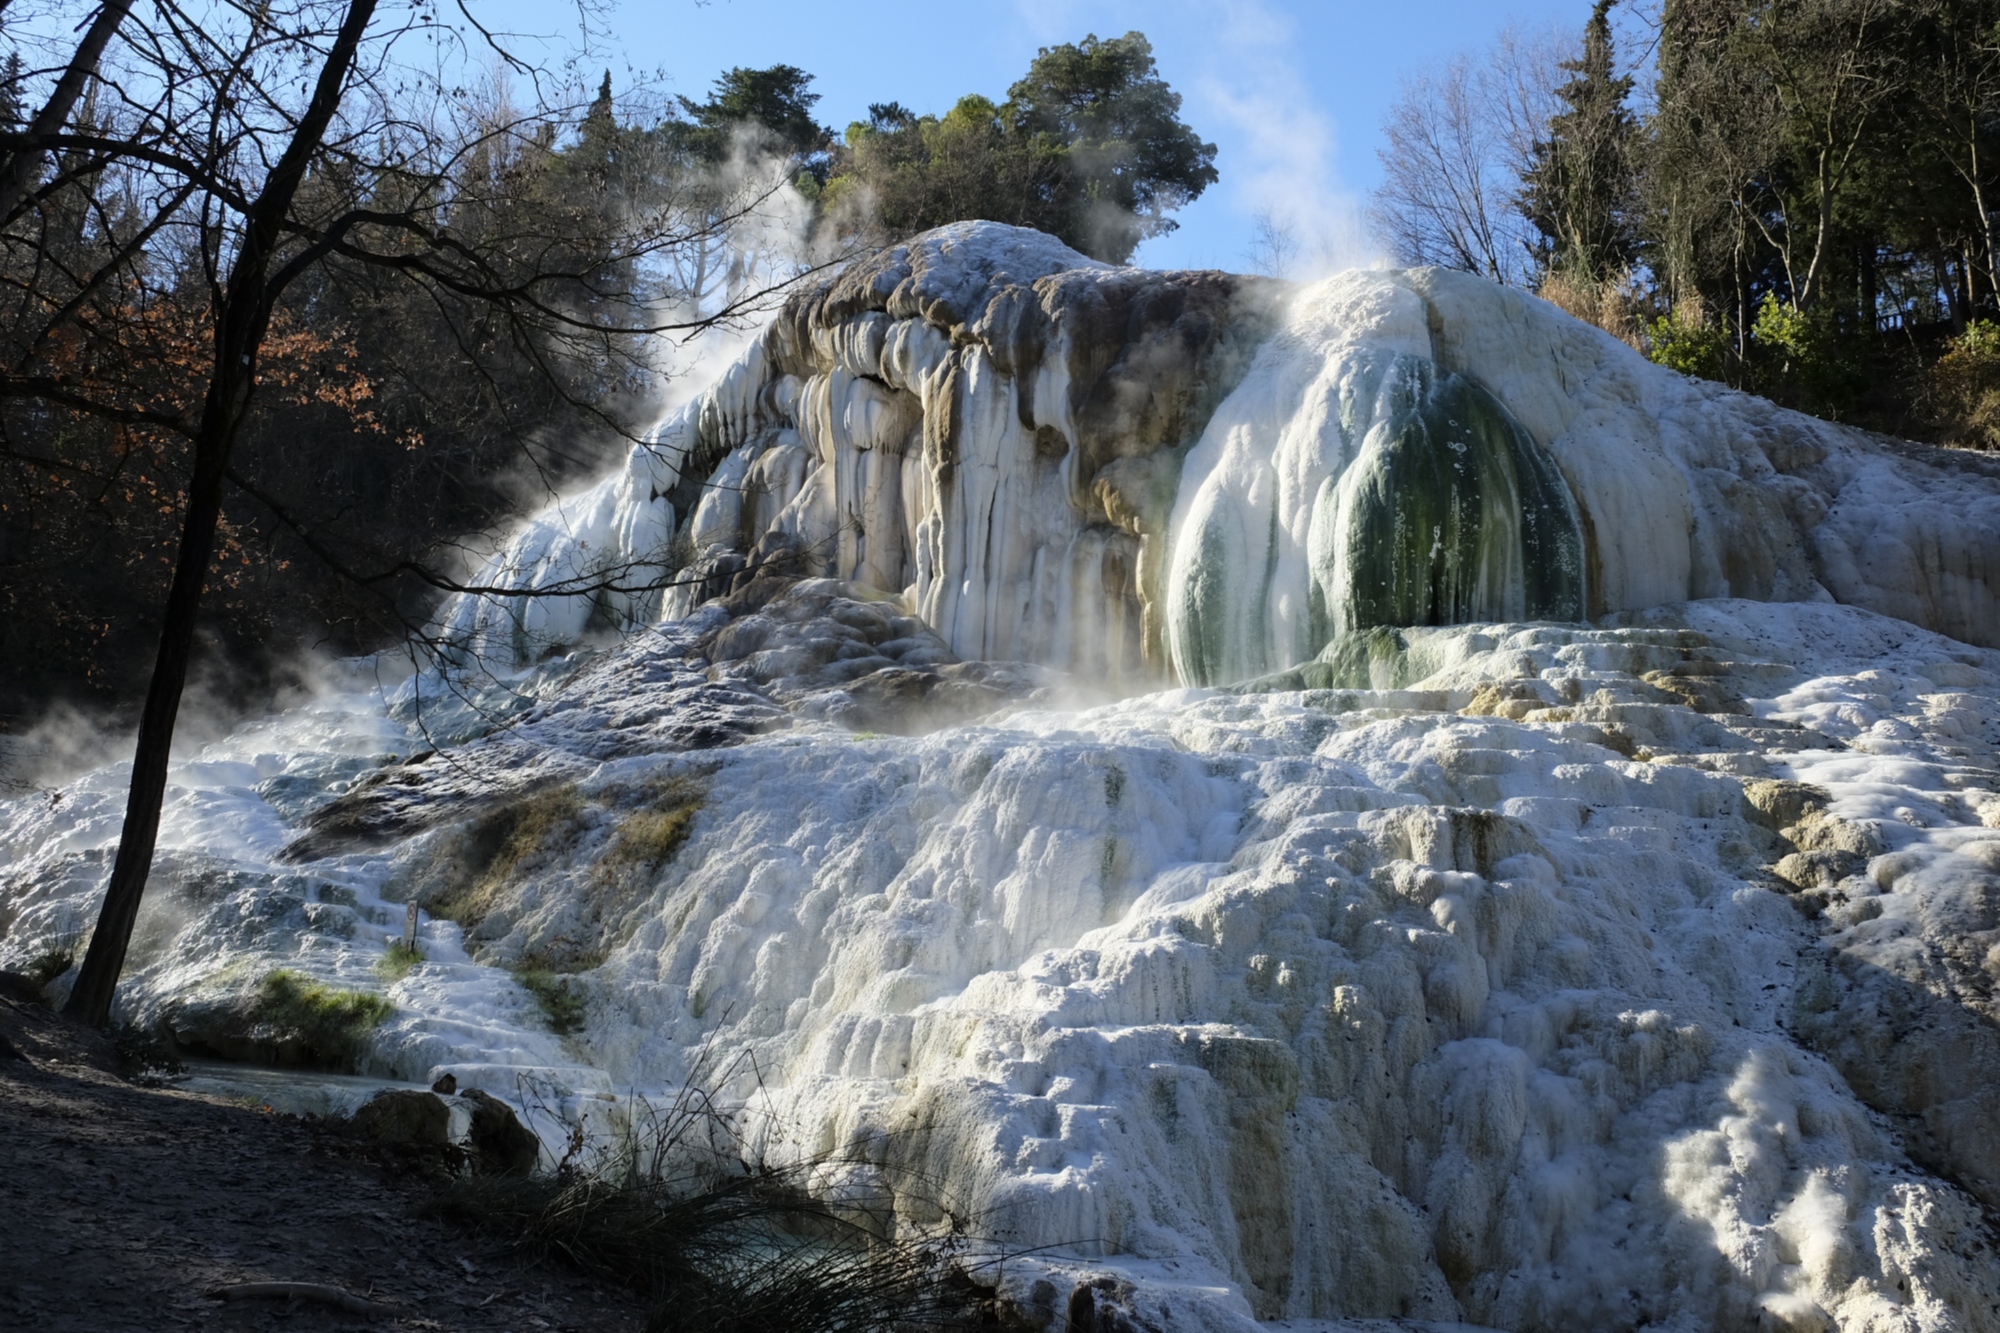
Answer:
1164 268 2000 684
427 227 2000 691
435 222 1257 690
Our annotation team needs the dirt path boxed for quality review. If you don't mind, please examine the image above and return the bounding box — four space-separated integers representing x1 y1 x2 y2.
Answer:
0 996 646 1333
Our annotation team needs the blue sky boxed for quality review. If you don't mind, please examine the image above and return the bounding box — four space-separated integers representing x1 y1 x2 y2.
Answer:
484 0 1599 271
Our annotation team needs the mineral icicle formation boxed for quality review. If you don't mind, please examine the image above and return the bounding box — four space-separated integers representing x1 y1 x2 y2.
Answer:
436 223 1277 688
6 227 2000 1332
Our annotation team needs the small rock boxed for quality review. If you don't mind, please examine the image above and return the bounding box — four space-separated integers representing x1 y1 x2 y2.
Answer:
430 1073 457 1095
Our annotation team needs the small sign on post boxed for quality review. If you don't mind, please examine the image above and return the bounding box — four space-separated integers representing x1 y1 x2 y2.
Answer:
403 901 419 952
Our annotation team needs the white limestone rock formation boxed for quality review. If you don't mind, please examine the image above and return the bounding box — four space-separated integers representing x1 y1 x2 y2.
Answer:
430 223 2000 690
437 223 1275 689
1166 267 2000 681
12 596 1998 1331
9 226 2000 1333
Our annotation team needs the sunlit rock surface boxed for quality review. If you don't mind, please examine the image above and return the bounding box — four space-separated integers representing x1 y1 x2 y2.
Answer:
5 228 2000 1332
429 222 2000 688
6 596 1999 1331
436 223 1275 689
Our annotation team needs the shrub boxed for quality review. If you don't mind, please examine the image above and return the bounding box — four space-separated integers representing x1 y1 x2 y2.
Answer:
427 1069 984 1333
516 965 590 1036
376 940 425 982
1538 267 1644 349
1749 292 1855 417
1645 306 1728 381
22 945 75 991
1927 319 2000 450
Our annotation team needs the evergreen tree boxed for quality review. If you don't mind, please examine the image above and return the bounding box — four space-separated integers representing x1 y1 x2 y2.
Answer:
0 53 24 131
1521 0 1640 282
670 65 830 178
1004 32 1219 262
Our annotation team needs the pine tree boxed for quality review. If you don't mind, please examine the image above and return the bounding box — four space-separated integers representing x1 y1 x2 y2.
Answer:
1522 0 1640 282
0 52 25 131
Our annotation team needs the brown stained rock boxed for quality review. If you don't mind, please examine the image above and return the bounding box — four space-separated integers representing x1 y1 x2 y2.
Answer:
461 1090 539 1177
761 227 1282 675
1741 779 1832 831
351 1089 449 1147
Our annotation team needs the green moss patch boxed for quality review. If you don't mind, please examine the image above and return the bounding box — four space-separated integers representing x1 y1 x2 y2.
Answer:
239 969 393 1070
516 966 589 1035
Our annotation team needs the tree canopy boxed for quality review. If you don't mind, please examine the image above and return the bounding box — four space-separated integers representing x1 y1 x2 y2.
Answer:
1371 0 2000 442
823 32 1217 263
669 64 831 170
1521 0 1640 282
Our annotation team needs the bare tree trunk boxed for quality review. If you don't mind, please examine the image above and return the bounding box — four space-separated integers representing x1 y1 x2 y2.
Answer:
1968 123 1996 304
0 0 135 222
1860 239 1877 330
63 0 381 1029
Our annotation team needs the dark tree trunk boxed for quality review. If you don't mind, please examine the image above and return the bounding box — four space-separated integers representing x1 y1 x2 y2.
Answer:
1860 241 1877 332
58 432 229 1026
62 0 380 1029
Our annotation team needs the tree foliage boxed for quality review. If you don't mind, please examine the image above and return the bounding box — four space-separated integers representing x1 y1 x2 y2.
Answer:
0 3 837 1024
823 32 1217 263
667 64 831 171
1521 0 1640 282
1372 0 2000 440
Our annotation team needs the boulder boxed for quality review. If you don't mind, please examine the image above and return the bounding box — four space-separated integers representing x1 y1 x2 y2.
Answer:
349 1089 448 1147
462 1090 538 1176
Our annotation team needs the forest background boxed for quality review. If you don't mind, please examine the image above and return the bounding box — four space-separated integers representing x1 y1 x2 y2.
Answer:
2 0 1996 733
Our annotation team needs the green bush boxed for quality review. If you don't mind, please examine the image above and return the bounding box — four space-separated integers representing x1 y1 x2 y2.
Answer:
376 940 426 982
517 966 590 1036
1928 319 2000 450
1749 292 1855 417
1645 306 1728 381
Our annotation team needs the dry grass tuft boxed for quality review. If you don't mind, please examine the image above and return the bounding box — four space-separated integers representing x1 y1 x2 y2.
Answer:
602 775 706 874
1537 268 1646 350
422 783 585 929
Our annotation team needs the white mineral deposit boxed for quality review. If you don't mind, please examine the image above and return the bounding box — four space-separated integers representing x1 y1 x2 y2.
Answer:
7 226 2000 1332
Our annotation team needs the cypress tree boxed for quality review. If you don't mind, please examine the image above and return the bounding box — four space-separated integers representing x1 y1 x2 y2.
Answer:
1522 0 1641 282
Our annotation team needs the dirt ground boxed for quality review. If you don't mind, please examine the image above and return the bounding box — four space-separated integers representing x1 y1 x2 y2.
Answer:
0 994 647 1333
